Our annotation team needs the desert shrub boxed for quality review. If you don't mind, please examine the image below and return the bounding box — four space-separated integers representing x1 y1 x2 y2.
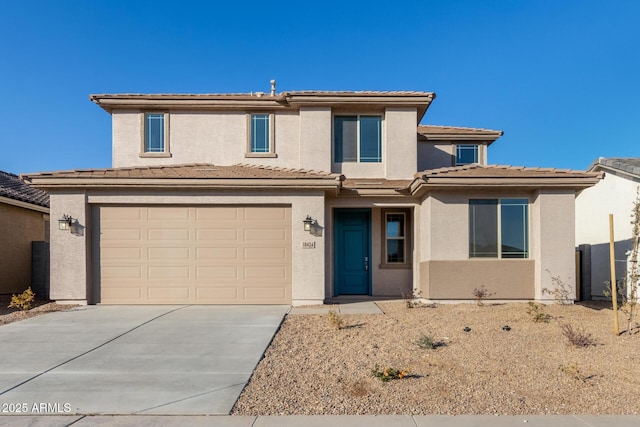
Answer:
561 323 597 347
327 310 345 330
473 285 494 306
542 271 573 304
8 287 35 311
371 365 410 382
401 289 422 308
559 362 589 383
527 302 550 323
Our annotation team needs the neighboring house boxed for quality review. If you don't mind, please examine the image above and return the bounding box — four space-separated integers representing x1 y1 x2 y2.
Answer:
22 86 601 305
575 158 640 300
0 170 49 294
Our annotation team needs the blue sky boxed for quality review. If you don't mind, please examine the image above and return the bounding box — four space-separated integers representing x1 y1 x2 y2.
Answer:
0 1 638 175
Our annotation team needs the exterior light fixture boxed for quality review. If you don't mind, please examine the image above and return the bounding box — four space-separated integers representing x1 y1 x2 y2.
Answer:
58 214 73 231
303 215 314 232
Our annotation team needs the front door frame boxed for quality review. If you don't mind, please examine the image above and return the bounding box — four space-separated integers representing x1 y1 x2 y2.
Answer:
333 208 372 296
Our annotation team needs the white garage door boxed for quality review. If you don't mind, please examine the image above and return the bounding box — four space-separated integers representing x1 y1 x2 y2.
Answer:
98 206 291 304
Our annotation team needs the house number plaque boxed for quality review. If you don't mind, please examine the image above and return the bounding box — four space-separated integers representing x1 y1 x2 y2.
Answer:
302 241 316 249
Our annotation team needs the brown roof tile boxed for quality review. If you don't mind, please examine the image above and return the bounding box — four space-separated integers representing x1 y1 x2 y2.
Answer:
1 170 49 207
415 164 601 179
341 178 412 190
23 163 340 181
417 125 503 136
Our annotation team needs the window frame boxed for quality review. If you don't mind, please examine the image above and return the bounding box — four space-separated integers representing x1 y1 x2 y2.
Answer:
381 209 411 269
455 144 479 166
468 198 529 259
140 112 171 158
246 112 277 158
333 114 383 163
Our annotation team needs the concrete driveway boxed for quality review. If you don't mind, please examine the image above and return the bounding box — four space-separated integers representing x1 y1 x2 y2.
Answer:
0 305 288 415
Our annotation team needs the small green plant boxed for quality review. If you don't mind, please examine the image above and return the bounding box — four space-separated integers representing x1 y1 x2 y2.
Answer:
327 310 345 330
371 365 410 382
473 285 494 306
526 302 550 323
8 287 35 311
561 323 597 347
416 332 444 349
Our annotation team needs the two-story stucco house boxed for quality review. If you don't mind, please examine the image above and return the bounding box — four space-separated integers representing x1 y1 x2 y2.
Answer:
23 85 601 305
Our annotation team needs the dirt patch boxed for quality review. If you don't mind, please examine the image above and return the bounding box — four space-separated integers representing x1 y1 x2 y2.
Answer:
0 294 77 326
233 301 640 415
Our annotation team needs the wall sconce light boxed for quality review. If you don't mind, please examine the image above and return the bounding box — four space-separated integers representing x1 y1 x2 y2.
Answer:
303 215 314 232
58 214 73 231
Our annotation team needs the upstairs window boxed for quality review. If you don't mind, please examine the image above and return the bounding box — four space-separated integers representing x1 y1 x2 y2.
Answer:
250 114 270 153
144 113 166 153
246 113 275 157
334 115 382 163
469 199 529 259
456 144 478 165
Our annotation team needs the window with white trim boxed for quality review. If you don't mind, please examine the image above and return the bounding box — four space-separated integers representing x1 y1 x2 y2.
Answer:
469 199 529 258
334 115 382 163
456 144 478 165
144 113 167 153
250 114 270 153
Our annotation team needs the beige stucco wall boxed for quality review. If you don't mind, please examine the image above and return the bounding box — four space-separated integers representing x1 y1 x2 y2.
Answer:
385 108 418 179
575 172 638 298
0 203 48 294
49 192 90 302
50 189 326 305
112 107 422 179
299 107 332 172
416 189 577 301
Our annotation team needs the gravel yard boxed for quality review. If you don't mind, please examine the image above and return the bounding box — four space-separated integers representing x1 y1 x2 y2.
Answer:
233 301 640 415
0 295 76 325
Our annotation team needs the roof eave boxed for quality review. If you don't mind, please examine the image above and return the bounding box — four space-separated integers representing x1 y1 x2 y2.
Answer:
410 177 602 196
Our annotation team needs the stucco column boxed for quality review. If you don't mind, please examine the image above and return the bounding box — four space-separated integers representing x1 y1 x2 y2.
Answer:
291 193 326 305
532 190 576 301
49 191 89 303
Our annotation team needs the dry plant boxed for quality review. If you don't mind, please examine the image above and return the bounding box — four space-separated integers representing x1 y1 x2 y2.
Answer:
560 323 597 347
473 285 494 306
559 362 590 384
402 289 422 308
526 301 550 323
542 271 573 304
371 365 410 382
346 379 370 397
327 310 345 330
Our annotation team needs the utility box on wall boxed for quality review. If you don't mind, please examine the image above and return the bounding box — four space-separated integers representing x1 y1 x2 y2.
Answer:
31 241 50 299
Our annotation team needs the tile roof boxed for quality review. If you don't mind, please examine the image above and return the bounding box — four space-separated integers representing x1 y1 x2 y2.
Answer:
589 157 640 178
416 164 597 179
417 125 503 136
0 170 49 207
91 91 434 100
23 163 340 180
341 178 412 190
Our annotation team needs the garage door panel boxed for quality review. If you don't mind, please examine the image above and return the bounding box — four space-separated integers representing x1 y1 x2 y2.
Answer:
244 247 287 260
195 207 239 220
148 247 189 260
196 266 239 279
99 206 291 304
148 287 190 300
196 229 238 241
148 228 190 241
147 207 190 220
196 247 239 260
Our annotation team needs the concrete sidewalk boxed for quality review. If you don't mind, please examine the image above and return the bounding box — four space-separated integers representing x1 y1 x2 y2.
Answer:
1 415 639 426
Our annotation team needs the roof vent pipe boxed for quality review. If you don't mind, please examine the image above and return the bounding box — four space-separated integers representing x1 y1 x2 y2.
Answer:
270 79 276 96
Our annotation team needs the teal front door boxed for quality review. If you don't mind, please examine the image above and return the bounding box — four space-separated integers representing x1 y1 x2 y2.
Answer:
334 209 371 295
